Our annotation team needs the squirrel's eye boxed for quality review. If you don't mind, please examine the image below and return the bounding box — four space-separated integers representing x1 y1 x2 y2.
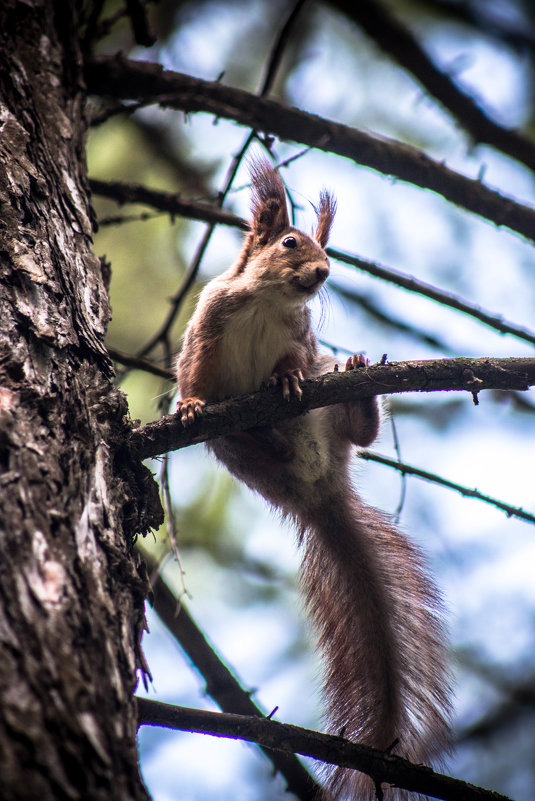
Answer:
282 236 297 249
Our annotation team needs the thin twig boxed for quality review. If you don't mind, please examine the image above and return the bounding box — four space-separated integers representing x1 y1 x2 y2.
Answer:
330 282 456 354
328 248 535 348
90 178 246 229
259 0 309 96
107 346 174 379
159 455 189 598
359 451 535 526
385 412 407 522
412 0 535 62
98 211 163 226
135 223 211 360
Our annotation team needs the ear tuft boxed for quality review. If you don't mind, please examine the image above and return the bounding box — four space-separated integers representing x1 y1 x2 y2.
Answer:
315 190 336 248
249 158 290 246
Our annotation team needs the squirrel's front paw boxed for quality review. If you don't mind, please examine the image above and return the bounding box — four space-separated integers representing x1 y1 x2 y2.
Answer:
345 354 369 371
268 369 304 401
176 397 205 427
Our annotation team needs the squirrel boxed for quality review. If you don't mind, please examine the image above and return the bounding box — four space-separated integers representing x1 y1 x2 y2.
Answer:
176 159 451 799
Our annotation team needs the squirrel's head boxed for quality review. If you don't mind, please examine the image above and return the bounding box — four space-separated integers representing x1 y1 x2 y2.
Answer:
234 159 336 304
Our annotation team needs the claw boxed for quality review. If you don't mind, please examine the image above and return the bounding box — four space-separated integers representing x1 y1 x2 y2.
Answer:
269 369 304 401
345 354 369 371
281 375 290 400
176 397 205 427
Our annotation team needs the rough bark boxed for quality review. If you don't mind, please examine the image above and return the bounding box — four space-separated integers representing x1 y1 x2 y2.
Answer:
0 2 162 799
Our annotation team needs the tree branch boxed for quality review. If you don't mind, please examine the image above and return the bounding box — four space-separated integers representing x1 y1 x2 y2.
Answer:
125 0 155 47
85 55 535 243
133 1 306 362
147 570 320 800
136 698 513 801
329 282 456 353
103 349 535 525
328 248 535 348
360 451 535 526
90 178 246 230
91 178 535 348
107 346 174 379
329 0 535 173
127 357 535 461
411 0 535 61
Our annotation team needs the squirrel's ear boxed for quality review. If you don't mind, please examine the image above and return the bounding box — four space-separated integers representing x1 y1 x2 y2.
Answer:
249 159 290 246
315 190 336 248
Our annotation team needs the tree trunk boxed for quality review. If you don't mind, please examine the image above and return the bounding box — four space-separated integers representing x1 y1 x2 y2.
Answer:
0 2 162 798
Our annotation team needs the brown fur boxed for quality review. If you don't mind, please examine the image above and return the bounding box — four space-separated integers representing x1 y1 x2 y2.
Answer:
315 189 337 248
176 160 451 798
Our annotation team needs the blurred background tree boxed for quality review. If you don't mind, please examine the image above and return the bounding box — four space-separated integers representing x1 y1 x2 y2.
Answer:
87 1 535 798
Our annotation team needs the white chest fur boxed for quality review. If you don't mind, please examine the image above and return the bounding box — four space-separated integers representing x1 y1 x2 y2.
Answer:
216 294 296 398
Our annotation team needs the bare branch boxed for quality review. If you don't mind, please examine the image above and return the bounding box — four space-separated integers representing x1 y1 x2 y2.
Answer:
360 451 535 526
85 55 535 243
412 0 535 59
330 283 457 354
456 648 535 745
147 570 320 800
136 698 513 801
132 1 307 362
329 0 535 174
108 346 174 379
259 0 308 96
99 210 163 226
329 249 535 348
125 0 155 47
91 178 535 349
90 178 246 230
127 357 535 461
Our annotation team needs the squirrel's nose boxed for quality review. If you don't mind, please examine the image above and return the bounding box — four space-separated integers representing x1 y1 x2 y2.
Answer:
316 266 329 282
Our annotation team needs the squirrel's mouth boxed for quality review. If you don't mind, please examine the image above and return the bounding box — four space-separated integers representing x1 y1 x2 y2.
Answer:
290 276 326 294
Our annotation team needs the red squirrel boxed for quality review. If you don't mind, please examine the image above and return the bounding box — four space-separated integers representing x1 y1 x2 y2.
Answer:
176 159 451 799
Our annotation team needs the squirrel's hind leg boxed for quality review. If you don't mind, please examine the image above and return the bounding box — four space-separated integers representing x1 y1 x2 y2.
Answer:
333 355 381 447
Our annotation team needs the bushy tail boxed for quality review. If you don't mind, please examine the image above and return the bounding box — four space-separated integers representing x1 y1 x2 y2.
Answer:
298 488 451 800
